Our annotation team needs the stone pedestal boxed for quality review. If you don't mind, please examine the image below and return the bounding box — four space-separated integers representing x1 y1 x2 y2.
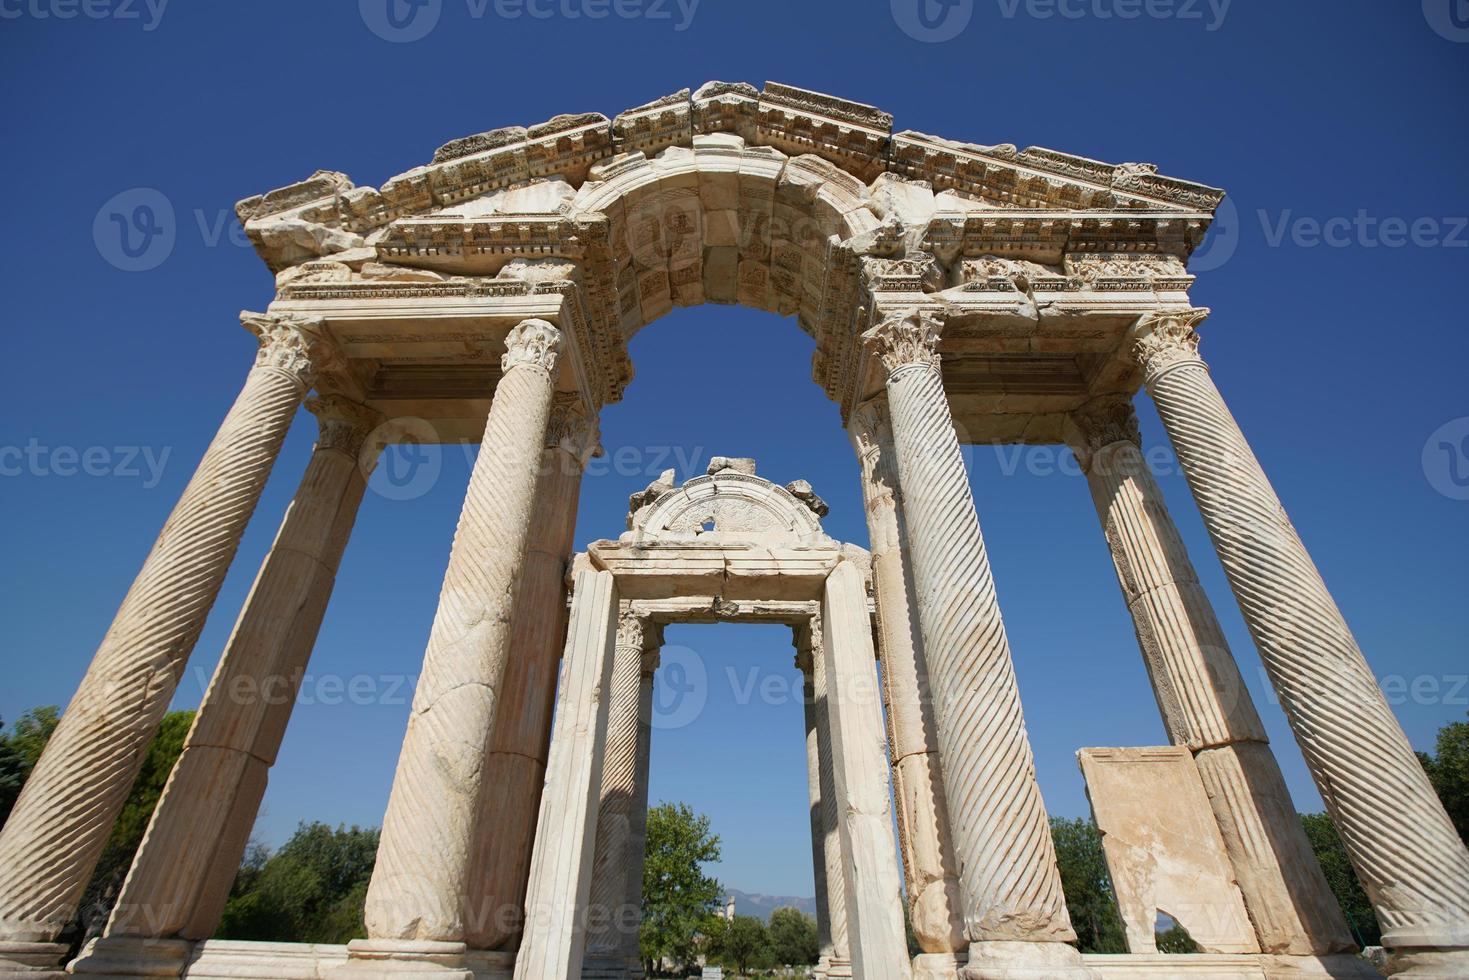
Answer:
513 570 621 980
862 313 1089 980
346 320 566 969
0 313 330 969
1133 310 1469 976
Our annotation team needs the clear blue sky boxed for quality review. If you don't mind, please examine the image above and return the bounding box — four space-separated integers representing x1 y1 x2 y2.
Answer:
1 2 1466 900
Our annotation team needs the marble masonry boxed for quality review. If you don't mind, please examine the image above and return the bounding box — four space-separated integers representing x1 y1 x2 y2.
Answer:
0 82 1464 980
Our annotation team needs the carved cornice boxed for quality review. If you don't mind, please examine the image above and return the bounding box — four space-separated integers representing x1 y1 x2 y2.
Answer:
501 318 562 376
306 394 384 461
1069 394 1141 470
1132 307 1210 382
861 312 943 377
240 311 337 389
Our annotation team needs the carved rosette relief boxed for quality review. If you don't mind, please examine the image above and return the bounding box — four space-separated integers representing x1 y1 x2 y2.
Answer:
862 312 943 377
241 311 337 390
501 317 563 375
1131 308 1210 382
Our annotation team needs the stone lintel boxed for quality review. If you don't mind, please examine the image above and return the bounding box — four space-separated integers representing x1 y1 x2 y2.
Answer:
586 541 841 602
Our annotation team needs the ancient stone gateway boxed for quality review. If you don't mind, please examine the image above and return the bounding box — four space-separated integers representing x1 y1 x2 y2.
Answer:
0 81 1464 980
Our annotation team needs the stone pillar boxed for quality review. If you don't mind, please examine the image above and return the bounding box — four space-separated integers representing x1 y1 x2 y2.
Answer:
861 313 1088 980
849 395 966 977
514 570 621 980
0 312 331 975
819 562 911 980
619 643 659 978
1068 394 1356 960
583 611 663 978
799 620 851 979
1132 308 1469 976
70 395 383 976
342 319 565 977
466 394 596 953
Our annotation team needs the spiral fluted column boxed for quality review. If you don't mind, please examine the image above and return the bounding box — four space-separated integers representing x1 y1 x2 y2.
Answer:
799 657 835 977
1134 309 1469 975
0 313 330 972
863 313 1087 980
849 395 965 972
466 394 596 952
344 319 564 976
619 644 659 977
69 396 383 976
1069 394 1354 959
803 616 852 979
584 612 662 977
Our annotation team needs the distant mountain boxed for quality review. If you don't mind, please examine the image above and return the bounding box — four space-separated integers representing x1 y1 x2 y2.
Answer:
725 888 817 923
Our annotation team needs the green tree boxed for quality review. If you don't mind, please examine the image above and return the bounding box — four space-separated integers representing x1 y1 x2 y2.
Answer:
1300 812 1380 947
217 822 380 943
1049 816 1126 954
1418 713 1468 844
716 914 770 975
1156 921 1200 953
767 906 818 966
0 705 62 825
638 801 723 976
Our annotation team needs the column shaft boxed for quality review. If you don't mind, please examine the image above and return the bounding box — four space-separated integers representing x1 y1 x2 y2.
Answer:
801 667 834 971
361 319 565 946
820 562 911 980
96 396 381 950
862 314 1083 978
1072 396 1352 955
513 570 621 980
0 313 326 948
809 619 852 978
618 654 657 976
1135 310 1469 964
466 401 591 951
850 396 965 958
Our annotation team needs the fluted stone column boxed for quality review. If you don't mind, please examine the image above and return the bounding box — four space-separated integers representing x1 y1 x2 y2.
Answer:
583 611 663 978
515 569 621 980
619 644 659 978
820 561 911 980
0 312 331 975
69 395 384 976
849 396 965 977
1068 394 1356 961
467 394 596 953
1133 309 1469 976
343 319 565 977
861 313 1087 980
796 631 850 979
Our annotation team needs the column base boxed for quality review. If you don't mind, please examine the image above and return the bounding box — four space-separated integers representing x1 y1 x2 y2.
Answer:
578 951 631 978
70 936 193 976
330 940 474 979
1259 953 1385 979
1382 947 1469 978
0 941 69 979
824 954 854 978
913 950 967 979
959 941 1097 980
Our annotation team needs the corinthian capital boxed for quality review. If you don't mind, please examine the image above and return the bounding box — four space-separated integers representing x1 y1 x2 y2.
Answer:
501 318 563 375
847 396 892 462
861 311 943 376
1131 308 1210 381
1068 394 1141 470
617 610 662 654
307 394 384 462
546 391 599 461
241 311 337 388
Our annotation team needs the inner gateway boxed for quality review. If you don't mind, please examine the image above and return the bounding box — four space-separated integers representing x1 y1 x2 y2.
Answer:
7 79 1465 980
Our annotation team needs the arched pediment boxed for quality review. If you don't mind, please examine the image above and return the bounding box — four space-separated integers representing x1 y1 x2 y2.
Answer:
625 458 831 547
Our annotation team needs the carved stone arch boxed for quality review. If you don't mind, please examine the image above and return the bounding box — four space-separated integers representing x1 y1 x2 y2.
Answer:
630 464 829 546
